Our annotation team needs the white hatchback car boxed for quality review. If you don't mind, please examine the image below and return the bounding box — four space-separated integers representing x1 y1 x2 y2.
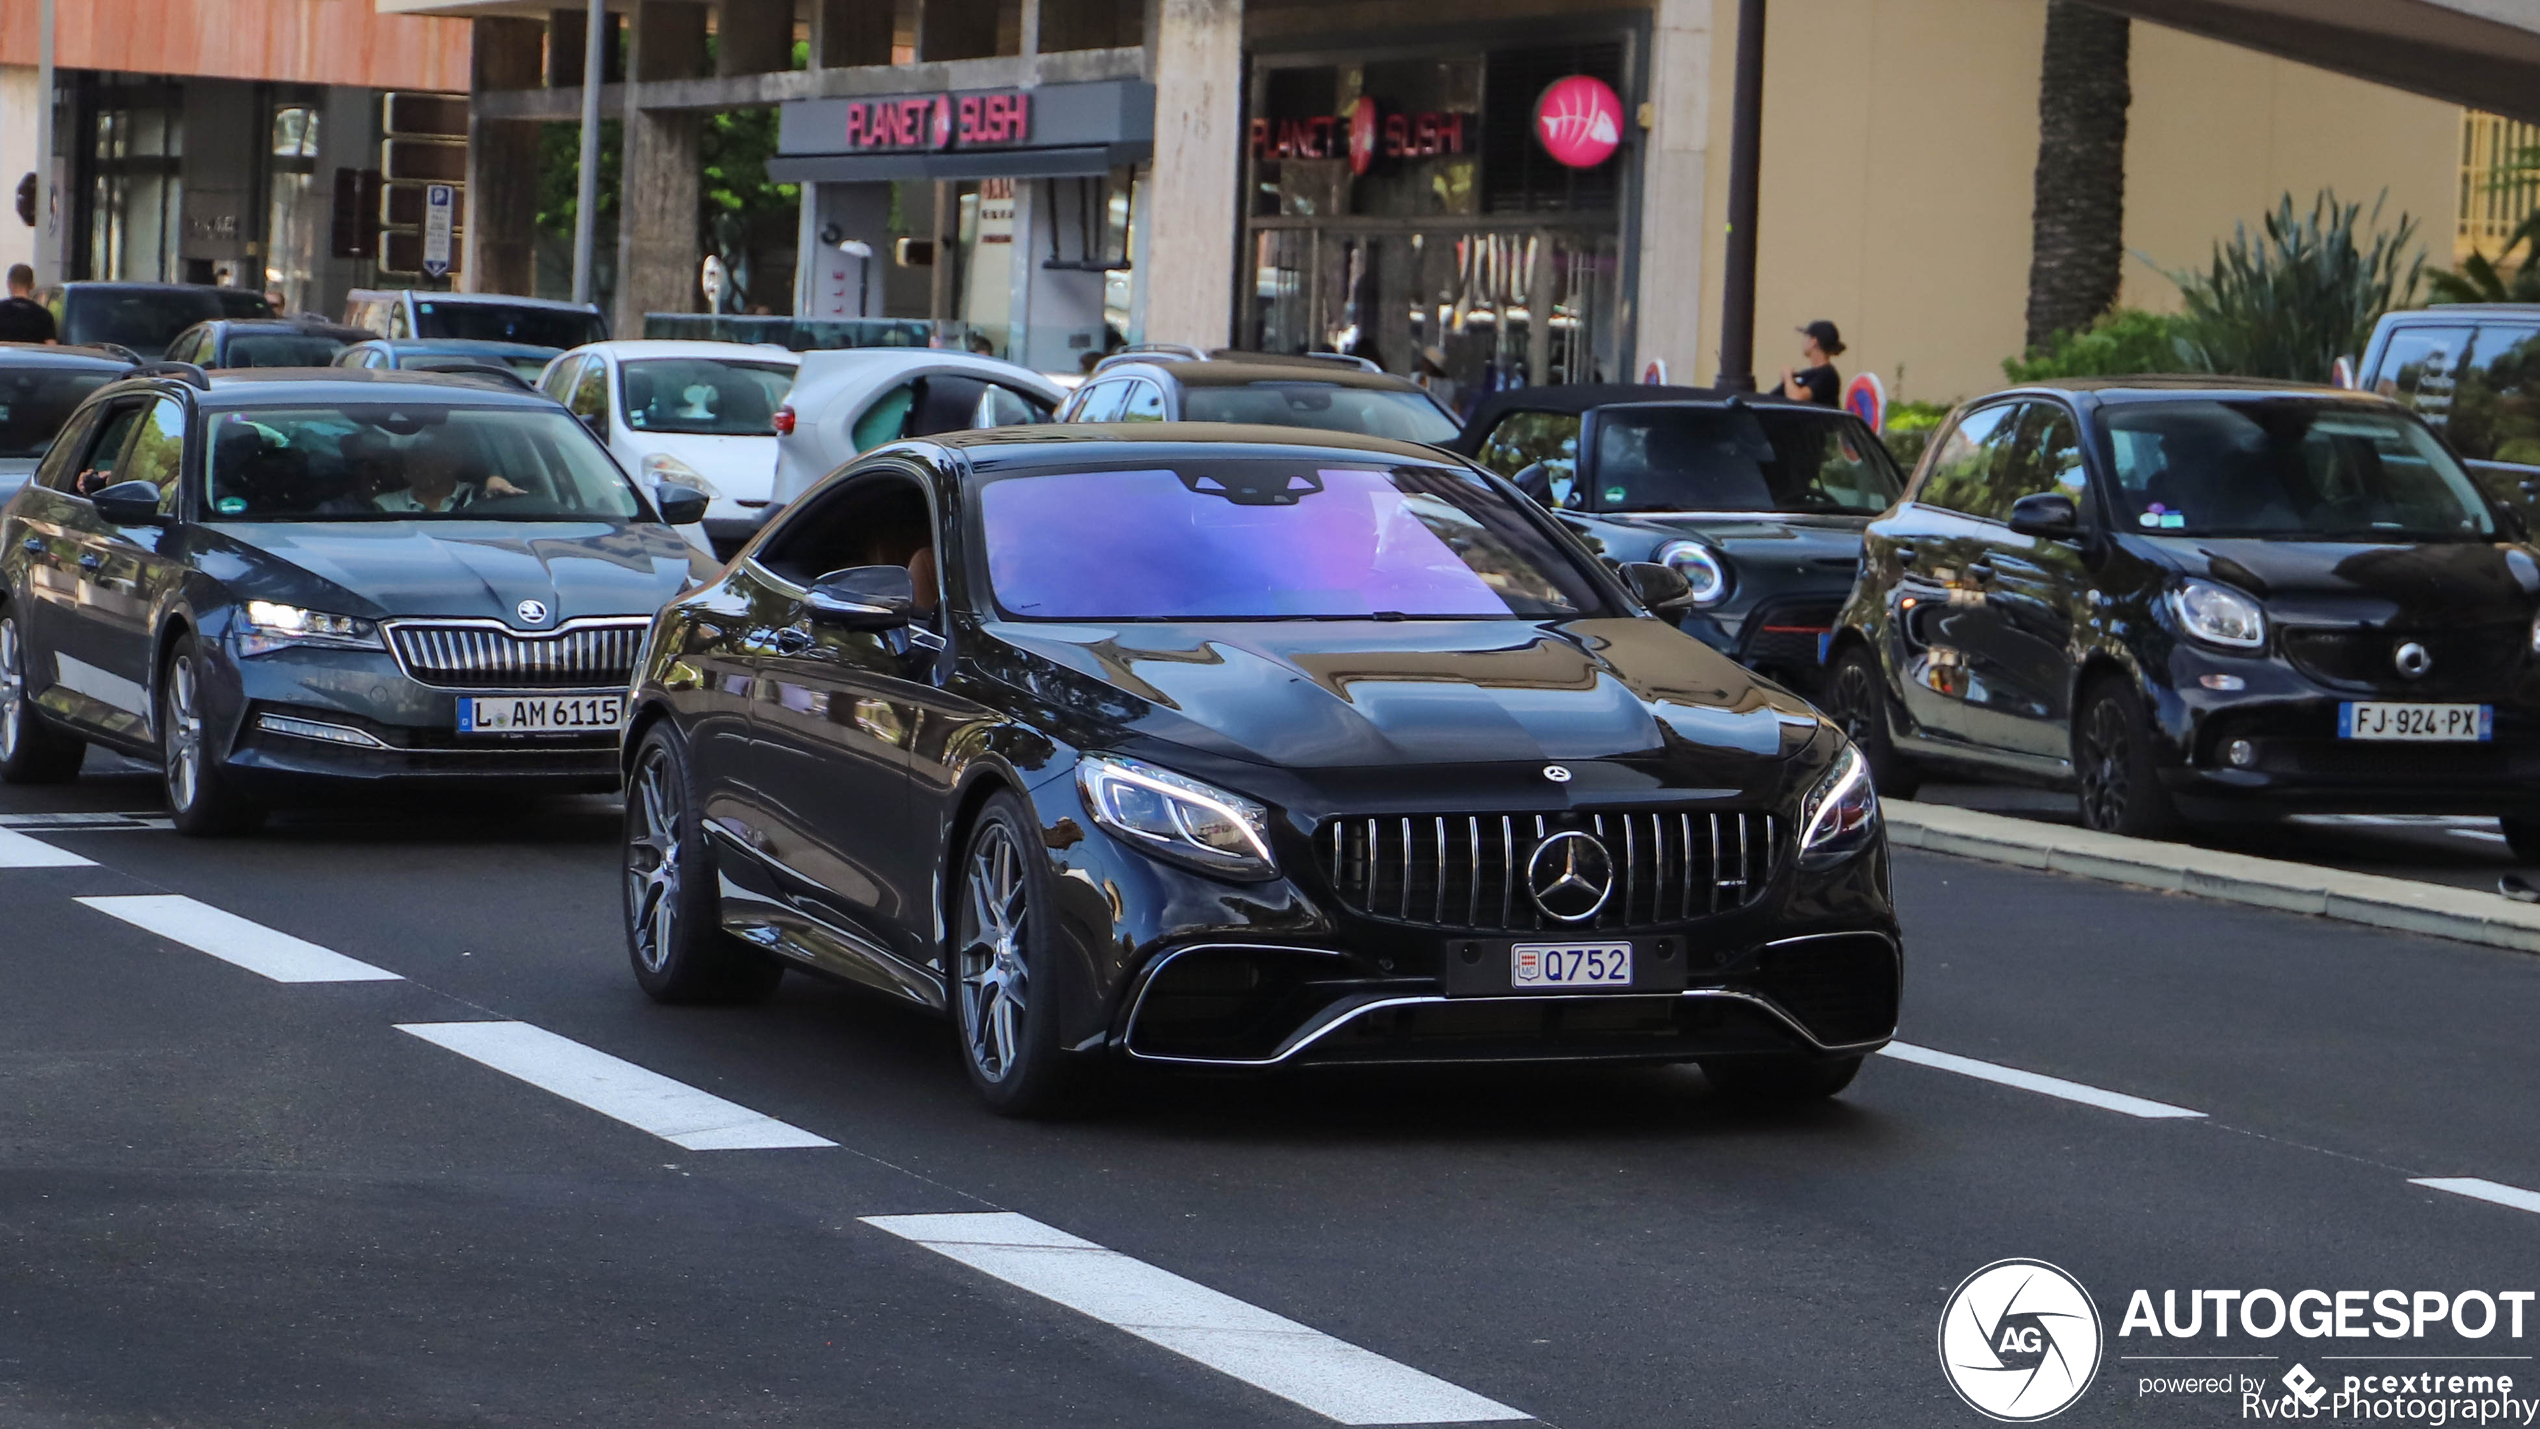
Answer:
540 340 799 558
770 349 1067 505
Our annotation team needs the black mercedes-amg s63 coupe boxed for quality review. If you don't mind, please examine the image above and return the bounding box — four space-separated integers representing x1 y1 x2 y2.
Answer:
619 424 1900 1114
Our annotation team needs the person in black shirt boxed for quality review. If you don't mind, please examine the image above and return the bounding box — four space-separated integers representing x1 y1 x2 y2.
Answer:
1780 319 1844 405
0 265 55 344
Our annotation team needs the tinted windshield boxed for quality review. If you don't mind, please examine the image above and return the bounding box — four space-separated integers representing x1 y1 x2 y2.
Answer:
979 463 1608 620
1181 383 1459 443
0 368 120 458
204 405 646 523
224 333 352 368
61 289 222 357
1584 406 1902 514
2100 399 2494 539
621 358 794 436
413 301 606 348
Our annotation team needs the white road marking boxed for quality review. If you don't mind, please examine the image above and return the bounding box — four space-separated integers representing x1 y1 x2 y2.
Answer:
2410 1177 2540 1215
0 826 95 868
864 1211 1531 1426
77 894 400 982
1879 1040 2206 1119
0 812 169 830
396 1021 835 1151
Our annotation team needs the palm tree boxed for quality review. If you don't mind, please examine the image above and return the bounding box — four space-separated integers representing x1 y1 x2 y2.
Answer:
2023 1 2132 355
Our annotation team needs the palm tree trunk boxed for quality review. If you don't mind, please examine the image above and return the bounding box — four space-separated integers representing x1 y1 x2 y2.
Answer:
2024 0 2132 355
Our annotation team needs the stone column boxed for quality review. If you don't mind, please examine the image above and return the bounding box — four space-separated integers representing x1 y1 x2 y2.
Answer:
716 0 795 76
1140 0 1241 349
465 16 545 296
614 1 709 335
1635 0 1714 382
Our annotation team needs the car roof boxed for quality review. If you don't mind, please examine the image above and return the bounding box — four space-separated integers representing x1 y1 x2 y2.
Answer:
206 318 374 340
1993 375 2362 401
0 342 135 370
911 422 1465 472
1449 383 1817 445
789 346 1067 395
363 289 601 314
1131 360 1431 392
360 337 563 356
159 368 566 409
45 281 224 294
565 339 800 363
2404 304 2540 317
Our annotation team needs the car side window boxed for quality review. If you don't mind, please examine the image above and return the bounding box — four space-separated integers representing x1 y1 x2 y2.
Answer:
33 407 103 492
979 383 1051 427
1121 380 1167 422
851 383 917 451
2449 324 2540 465
540 355 581 400
1913 403 2023 519
118 398 189 517
2370 326 2472 441
1475 410 1581 496
73 403 148 498
756 468 938 606
1072 379 1128 423
387 304 412 338
569 359 608 421
1985 403 2085 517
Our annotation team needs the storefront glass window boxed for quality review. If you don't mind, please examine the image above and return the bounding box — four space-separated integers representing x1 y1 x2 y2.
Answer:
265 105 324 314
85 89 185 282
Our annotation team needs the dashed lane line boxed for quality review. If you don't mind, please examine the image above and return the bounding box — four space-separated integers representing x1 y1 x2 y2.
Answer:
0 826 95 868
1880 1040 2208 1120
397 1020 836 1151
864 1212 1532 1426
77 893 401 983
0 812 169 830
2410 1178 2540 1215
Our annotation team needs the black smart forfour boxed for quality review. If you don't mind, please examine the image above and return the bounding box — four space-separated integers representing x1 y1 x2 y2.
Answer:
620 425 1900 1114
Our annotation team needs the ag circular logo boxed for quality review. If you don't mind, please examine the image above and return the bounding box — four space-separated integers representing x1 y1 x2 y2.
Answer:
1525 830 1613 923
1938 1259 2102 1422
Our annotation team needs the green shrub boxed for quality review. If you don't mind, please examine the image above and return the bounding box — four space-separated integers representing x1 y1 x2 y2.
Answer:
2002 308 2188 382
2152 189 2422 383
1878 400 1952 473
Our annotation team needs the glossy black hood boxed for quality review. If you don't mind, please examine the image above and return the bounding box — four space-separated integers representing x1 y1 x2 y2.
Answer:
192 520 708 623
2151 536 2540 626
983 616 1825 777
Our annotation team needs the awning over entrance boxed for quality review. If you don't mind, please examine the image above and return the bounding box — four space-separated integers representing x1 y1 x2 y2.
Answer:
2088 0 2540 124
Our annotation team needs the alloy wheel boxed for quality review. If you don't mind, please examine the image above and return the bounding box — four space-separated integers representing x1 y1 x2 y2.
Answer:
0 617 23 763
2076 699 2129 831
625 744 683 975
957 824 1031 1083
1830 660 1877 747
164 656 203 813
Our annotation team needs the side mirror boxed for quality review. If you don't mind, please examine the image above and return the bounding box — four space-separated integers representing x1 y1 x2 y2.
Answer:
90 479 168 527
2007 491 2081 538
1618 560 1697 611
804 564 914 630
654 483 709 526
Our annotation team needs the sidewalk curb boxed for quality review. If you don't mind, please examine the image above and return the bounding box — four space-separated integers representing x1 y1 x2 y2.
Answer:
1884 800 2540 954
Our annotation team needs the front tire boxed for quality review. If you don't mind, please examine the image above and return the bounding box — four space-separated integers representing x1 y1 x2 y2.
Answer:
1823 645 1920 798
2072 676 2183 839
0 608 83 784
161 636 262 836
1700 1054 1863 1104
623 724 782 1004
952 792 1080 1117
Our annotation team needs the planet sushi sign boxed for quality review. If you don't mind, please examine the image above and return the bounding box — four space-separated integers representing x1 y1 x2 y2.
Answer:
1534 75 1623 168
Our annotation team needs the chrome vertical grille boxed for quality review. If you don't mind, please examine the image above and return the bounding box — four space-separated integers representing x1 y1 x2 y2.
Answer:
385 619 649 689
1314 810 1777 932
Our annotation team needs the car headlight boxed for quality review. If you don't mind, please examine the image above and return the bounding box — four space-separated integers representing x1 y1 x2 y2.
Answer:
1077 754 1278 881
1797 744 1880 871
641 452 724 501
236 599 385 656
2169 578 2265 651
2529 605 2540 655
1654 539 1730 606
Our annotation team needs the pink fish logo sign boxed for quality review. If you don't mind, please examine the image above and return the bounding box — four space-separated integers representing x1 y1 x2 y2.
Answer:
1534 75 1622 168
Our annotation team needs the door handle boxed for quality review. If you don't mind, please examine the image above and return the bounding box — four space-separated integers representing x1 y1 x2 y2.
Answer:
77 552 101 571
773 626 813 655
1889 543 1917 564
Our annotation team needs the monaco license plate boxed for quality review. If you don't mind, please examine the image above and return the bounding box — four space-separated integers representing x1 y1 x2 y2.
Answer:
457 693 624 735
2338 702 2492 742
1511 942 1634 991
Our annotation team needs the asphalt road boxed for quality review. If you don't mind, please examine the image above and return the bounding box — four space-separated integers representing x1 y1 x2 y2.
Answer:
5 754 2540 1427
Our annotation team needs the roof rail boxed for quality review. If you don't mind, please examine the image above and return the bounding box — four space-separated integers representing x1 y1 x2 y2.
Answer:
87 343 142 364
1302 350 1381 373
1091 342 1209 373
1204 348 1383 373
131 361 211 390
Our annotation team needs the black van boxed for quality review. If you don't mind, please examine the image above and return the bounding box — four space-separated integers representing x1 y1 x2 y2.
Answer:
2355 304 2540 522
1824 377 2540 850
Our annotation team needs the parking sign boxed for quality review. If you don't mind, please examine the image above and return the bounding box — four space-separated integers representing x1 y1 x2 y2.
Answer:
422 183 455 279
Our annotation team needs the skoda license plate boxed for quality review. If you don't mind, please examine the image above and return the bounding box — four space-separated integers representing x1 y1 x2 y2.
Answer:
1512 942 1634 990
2338 702 2491 742
458 694 624 735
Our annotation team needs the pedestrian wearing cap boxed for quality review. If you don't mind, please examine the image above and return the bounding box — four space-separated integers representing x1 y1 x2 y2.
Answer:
1781 320 1845 405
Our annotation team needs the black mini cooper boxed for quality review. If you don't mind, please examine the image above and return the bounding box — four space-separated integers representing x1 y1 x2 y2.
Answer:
1824 377 2540 847
619 425 1900 1114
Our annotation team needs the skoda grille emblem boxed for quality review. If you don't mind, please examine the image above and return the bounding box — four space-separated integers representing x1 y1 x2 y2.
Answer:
1525 830 1614 923
2394 640 2433 679
515 599 551 626
1542 764 1573 783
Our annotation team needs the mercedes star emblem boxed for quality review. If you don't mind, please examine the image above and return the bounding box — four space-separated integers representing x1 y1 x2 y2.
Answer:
516 599 551 626
1542 765 1573 783
1525 830 1614 923
2394 640 2433 679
